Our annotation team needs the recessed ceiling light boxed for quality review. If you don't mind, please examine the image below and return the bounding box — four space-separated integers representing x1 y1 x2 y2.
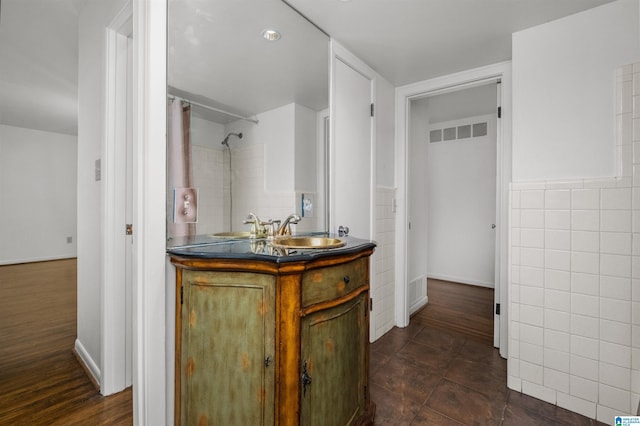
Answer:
262 29 281 42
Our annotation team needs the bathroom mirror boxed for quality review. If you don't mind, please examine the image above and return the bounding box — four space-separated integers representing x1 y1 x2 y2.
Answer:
167 0 330 245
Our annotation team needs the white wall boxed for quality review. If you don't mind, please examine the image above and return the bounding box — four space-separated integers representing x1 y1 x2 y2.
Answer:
374 65 396 339
190 116 225 234
407 85 497 293
294 103 317 193
376 75 395 187
222 102 319 231
191 115 225 149
374 186 396 339
509 0 640 420
0 124 77 264
77 0 129 384
425 83 497 124
228 103 295 193
512 0 640 182
427 114 497 287
407 100 429 306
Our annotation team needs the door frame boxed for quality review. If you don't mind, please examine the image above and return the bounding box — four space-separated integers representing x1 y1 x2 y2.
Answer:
131 0 168 423
394 61 512 356
102 1 133 395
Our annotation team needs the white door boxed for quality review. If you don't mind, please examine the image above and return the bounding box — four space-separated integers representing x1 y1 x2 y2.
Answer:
330 43 375 340
330 58 373 240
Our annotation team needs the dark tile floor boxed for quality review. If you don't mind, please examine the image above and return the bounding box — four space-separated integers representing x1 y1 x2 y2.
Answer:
369 321 607 425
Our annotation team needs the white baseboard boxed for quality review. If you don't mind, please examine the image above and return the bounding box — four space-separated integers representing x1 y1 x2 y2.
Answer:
372 319 395 342
409 295 428 315
74 339 101 388
427 273 494 288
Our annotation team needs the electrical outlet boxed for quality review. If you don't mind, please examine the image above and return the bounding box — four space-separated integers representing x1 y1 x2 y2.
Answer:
95 159 101 181
173 187 198 224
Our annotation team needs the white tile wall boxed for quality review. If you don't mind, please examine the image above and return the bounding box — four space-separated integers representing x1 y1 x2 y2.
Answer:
373 187 396 340
508 62 640 418
227 144 301 231
192 145 224 234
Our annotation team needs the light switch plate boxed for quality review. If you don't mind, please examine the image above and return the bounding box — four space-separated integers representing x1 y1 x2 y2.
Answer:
173 187 198 224
301 193 314 218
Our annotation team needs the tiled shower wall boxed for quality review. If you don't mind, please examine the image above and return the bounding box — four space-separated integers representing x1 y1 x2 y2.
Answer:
229 144 317 232
193 143 315 233
508 63 640 420
192 144 224 235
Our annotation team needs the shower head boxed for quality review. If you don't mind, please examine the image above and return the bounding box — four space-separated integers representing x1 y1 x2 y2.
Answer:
221 132 243 146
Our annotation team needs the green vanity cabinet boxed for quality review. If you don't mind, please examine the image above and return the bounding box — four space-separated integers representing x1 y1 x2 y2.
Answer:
177 270 276 426
300 292 369 426
171 244 375 426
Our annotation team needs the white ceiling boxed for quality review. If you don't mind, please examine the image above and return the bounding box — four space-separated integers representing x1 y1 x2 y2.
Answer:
168 0 329 123
0 0 617 135
0 0 83 135
286 0 617 86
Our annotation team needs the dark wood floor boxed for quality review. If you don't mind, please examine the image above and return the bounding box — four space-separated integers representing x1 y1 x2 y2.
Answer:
370 279 606 425
1 262 606 425
0 259 132 425
414 278 495 345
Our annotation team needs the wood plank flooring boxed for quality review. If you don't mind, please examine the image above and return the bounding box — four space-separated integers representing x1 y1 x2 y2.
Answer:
0 259 133 425
411 278 495 345
0 261 610 425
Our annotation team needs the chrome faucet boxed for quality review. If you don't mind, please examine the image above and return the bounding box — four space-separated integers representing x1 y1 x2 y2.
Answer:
243 212 267 238
276 213 301 236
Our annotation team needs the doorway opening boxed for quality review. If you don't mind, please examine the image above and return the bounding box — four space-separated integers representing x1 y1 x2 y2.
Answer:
395 62 511 357
407 82 498 343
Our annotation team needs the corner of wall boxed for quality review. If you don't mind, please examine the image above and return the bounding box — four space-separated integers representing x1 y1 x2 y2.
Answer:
372 186 397 340
74 338 101 390
508 61 640 419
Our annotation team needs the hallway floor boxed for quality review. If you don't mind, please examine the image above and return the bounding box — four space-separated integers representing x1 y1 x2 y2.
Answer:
1 261 609 425
0 259 132 425
370 279 607 425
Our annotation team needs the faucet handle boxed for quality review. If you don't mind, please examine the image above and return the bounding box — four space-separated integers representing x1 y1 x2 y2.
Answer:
265 220 280 240
285 214 301 235
243 212 260 224
288 214 301 224
243 212 264 238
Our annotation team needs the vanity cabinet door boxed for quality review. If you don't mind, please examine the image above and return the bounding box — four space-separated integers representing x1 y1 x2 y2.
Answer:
180 271 276 426
299 292 368 426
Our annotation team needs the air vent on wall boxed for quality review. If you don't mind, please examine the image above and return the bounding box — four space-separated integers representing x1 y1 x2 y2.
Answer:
429 121 488 143
458 125 471 139
443 127 456 141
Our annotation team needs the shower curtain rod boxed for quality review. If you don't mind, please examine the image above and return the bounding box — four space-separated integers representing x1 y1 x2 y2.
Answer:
168 94 259 124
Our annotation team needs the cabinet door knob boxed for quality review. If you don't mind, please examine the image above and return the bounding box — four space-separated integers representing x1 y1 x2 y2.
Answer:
264 356 272 367
302 360 312 396
343 276 350 284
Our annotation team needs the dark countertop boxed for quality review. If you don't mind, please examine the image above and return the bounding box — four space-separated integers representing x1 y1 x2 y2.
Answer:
166 233 376 264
